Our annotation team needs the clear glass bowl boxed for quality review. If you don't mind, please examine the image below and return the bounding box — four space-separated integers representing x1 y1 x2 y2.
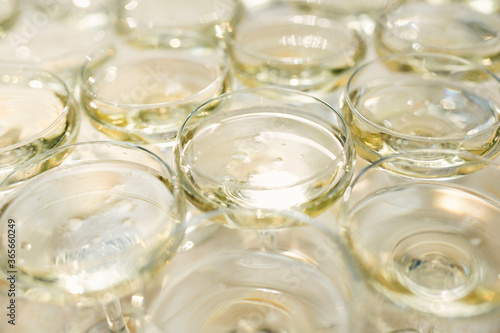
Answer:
80 31 232 143
342 52 500 170
0 65 80 182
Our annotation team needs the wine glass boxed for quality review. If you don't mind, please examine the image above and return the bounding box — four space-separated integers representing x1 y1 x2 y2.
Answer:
0 65 80 182
0 141 185 332
374 0 500 73
80 30 232 144
175 87 356 216
0 0 115 90
340 149 500 332
149 208 366 332
342 52 500 169
226 0 367 95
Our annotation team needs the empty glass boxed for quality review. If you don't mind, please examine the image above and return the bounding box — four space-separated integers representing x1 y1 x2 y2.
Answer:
342 53 500 171
150 208 366 332
341 150 500 332
176 87 355 216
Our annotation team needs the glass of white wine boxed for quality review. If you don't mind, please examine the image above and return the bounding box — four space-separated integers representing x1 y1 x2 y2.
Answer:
340 149 500 332
149 208 366 332
80 30 232 144
0 0 115 90
374 0 500 73
0 141 186 332
175 87 355 216
226 0 366 95
303 0 396 16
342 52 500 170
0 65 80 182
116 0 243 40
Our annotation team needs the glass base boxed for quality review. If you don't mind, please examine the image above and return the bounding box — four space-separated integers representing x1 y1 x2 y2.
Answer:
86 315 163 333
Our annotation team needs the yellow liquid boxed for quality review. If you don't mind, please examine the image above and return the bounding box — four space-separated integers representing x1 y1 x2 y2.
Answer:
0 86 78 178
230 8 366 94
344 80 500 165
0 161 181 304
178 110 353 216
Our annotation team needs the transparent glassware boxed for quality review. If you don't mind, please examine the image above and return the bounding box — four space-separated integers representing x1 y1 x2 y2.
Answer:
80 30 232 144
116 0 243 40
175 87 355 216
342 52 500 170
0 141 186 332
374 0 500 73
226 1 366 95
340 150 500 332
149 208 366 332
0 65 80 182
0 0 115 89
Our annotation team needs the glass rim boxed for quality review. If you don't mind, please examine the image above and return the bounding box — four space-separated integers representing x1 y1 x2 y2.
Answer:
341 149 500 222
80 30 231 111
176 86 354 191
229 1 363 65
0 65 73 153
345 52 500 142
375 1 500 52
0 140 177 191
350 148 500 187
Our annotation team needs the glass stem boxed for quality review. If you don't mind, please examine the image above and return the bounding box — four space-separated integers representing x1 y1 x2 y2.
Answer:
258 230 276 251
102 295 130 333
417 319 435 333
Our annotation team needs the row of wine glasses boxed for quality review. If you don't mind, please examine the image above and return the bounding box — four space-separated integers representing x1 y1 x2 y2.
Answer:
1 0 499 90
3 0 499 156
0 0 499 332
1 86 499 333
1 51 499 199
